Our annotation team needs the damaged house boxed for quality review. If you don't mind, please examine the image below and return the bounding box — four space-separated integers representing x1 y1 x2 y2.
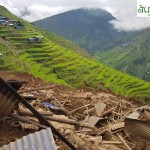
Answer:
0 15 23 29
28 36 44 43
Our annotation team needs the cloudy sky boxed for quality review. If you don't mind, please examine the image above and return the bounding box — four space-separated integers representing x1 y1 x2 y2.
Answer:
0 0 150 31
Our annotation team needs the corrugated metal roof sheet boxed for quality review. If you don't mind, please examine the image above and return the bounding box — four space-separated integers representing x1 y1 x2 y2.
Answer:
0 128 57 150
125 106 150 140
0 87 18 121
125 118 150 140
0 79 26 120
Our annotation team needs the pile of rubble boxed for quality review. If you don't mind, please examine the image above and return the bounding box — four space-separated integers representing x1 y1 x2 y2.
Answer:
0 74 150 149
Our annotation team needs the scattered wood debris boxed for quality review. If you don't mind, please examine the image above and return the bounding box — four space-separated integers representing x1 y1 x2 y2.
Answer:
0 74 149 149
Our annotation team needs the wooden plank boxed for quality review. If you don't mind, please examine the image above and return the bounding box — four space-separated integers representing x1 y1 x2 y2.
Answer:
87 116 101 126
95 101 106 116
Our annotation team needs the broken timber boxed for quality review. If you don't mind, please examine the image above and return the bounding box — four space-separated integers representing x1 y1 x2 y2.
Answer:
0 77 77 150
19 109 95 129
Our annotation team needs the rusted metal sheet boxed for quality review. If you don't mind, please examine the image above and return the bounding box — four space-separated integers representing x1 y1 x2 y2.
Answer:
125 118 150 140
0 128 57 150
0 87 18 121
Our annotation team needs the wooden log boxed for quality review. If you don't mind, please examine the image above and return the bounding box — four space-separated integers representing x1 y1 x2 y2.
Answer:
117 133 131 150
102 141 122 144
19 109 94 129
46 115 95 129
19 85 55 93
19 108 53 116
75 129 92 133
10 114 47 129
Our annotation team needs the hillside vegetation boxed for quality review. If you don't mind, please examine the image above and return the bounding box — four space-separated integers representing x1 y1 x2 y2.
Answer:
95 28 150 82
1 5 150 101
34 8 134 54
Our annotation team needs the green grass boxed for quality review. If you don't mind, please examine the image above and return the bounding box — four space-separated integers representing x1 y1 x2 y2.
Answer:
95 28 150 82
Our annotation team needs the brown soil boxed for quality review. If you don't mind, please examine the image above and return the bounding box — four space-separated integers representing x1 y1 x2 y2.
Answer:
0 119 32 147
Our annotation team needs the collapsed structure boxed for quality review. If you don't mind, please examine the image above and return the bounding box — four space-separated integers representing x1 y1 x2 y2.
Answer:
0 15 23 28
0 75 149 150
28 36 44 43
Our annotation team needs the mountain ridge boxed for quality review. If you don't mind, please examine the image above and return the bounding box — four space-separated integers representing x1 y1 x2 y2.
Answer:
34 7 150 82
34 8 133 54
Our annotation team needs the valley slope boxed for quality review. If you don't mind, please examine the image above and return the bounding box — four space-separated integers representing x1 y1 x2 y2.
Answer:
34 8 150 82
34 8 134 54
95 28 150 82
1 5 150 101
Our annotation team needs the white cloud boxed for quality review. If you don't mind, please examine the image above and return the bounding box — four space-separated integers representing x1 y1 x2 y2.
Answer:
0 0 150 31
106 0 150 31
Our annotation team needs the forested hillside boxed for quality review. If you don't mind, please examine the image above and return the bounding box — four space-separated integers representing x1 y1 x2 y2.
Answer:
95 28 150 82
34 8 135 54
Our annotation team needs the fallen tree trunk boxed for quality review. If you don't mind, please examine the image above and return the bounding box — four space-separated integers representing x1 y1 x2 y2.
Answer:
19 109 94 129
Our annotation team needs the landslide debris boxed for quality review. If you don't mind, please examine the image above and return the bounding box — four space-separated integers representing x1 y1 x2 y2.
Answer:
0 71 149 150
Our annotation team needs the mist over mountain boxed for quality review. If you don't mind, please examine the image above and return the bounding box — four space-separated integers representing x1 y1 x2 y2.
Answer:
34 8 134 54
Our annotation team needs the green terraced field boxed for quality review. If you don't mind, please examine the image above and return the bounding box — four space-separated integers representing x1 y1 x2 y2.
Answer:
95 28 150 82
1 5 150 101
